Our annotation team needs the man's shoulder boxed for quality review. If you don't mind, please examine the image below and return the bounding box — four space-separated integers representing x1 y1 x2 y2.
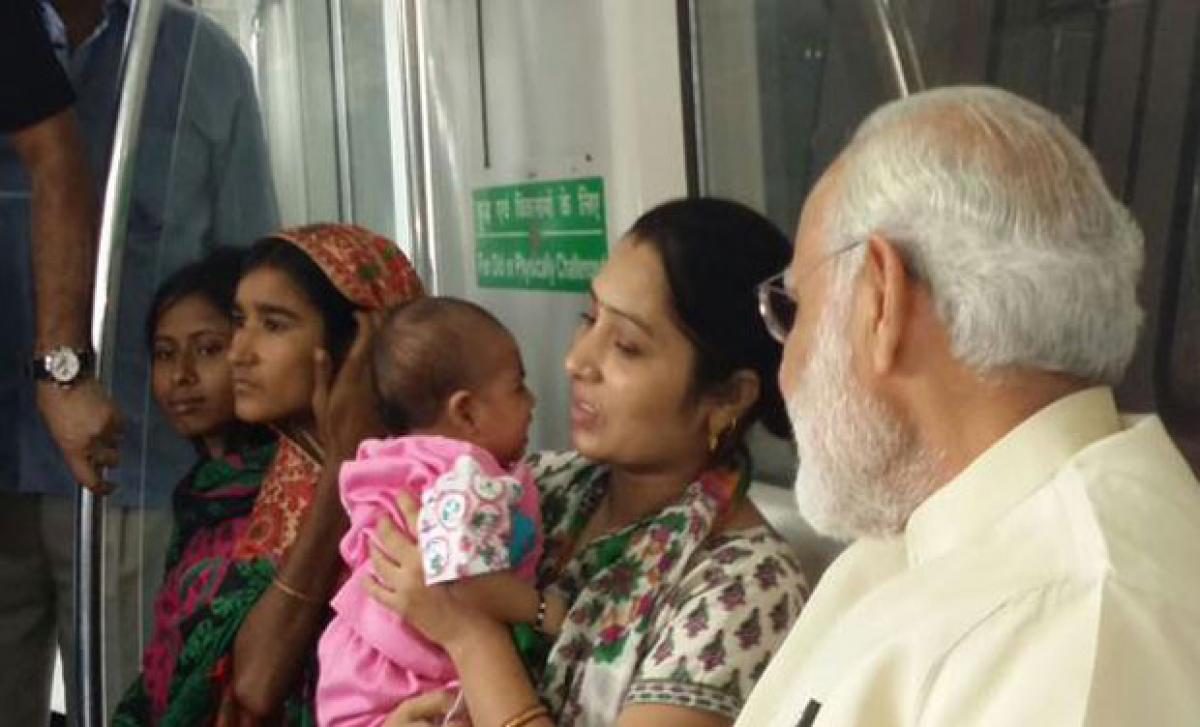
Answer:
914 565 1200 725
938 414 1200 666
1053 413 1200 599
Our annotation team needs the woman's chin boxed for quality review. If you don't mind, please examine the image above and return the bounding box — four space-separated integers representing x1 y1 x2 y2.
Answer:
174 422 218 442
233 402 272 426
569 430 605 460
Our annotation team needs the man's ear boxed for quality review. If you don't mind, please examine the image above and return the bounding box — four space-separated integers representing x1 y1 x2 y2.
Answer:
445 390 478 435
861 233 912 376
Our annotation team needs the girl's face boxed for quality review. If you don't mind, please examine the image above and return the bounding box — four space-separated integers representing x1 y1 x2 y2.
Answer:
229 267 326 428
151 294 237 453
564 239 714 471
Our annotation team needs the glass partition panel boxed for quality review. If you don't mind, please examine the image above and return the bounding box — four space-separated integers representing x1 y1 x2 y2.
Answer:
97 0 413 718
101 4 280 720
0 0 413 720
0 1 286 721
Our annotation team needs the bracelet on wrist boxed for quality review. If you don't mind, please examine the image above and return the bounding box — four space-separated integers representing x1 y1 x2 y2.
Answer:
534 590 548 633
502 703 549 727
272 576 323 605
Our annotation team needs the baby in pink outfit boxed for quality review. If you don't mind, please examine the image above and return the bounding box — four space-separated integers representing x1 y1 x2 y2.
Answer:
317 297 565 727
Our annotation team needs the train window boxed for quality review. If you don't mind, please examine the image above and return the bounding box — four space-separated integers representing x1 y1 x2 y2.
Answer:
1163 78 1200 465
685 0 1200 475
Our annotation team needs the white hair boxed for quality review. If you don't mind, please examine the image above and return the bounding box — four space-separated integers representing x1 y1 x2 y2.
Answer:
827 86 1144 384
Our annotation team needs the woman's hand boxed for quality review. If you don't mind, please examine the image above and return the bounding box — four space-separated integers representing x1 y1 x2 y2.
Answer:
313 309 386 463
366 493 498 650
383 690 468 727
369 495 554 727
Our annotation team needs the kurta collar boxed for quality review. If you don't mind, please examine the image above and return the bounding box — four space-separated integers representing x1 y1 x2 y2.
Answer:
904 386 1122 566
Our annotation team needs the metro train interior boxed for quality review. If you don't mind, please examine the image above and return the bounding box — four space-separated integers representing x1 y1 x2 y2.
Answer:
8 0 1200 723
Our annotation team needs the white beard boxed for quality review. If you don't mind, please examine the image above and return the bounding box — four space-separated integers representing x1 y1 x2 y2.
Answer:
787 298 939 541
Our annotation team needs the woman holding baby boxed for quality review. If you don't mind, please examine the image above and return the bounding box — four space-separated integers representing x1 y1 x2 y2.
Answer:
370 198 809 727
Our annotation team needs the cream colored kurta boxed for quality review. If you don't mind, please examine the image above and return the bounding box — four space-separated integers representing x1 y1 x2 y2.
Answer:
736 388 1200 727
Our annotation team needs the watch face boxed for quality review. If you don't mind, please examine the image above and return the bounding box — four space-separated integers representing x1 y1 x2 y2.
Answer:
48 349 81 383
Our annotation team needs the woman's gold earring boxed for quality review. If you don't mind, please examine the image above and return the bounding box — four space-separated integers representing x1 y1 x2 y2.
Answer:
709 416 736 454
720 418 739 452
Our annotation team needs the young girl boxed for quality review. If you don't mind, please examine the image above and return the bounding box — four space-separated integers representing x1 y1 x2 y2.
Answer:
113 246 276 725
316 296 563 727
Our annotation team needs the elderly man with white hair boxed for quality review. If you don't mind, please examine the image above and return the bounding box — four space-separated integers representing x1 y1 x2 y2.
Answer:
736 86 1200 727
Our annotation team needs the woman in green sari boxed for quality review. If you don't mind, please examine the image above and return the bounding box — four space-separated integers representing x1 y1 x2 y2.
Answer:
114 224 423 725
112 246 273 725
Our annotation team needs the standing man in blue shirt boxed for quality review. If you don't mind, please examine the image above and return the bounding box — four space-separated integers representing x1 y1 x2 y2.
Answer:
0 1 279 724
0 0 122 493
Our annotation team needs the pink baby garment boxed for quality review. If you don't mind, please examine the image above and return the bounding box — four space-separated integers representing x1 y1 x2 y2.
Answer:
316 435 541 727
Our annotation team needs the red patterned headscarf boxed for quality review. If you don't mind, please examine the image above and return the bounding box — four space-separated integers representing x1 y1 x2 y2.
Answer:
273 223 424 309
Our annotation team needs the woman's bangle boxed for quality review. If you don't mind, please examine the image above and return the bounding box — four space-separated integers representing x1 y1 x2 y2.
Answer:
272 575 323 605
534 590 548 633
502 703 549 727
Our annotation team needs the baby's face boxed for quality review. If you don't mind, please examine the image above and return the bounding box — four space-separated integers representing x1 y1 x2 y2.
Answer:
473 332 536 465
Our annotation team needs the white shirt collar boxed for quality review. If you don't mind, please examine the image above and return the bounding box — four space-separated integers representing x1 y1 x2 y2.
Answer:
904 386 1123 566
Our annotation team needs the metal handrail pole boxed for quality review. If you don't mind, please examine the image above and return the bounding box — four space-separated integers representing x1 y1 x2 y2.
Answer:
73 0 164 724
868 0 926 97
685 0 708 194
399 0 438 290
329 0 356 222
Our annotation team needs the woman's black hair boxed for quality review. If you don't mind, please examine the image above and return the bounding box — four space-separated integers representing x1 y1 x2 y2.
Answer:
145 246 248 348
625 198 793 449
241 237 358 365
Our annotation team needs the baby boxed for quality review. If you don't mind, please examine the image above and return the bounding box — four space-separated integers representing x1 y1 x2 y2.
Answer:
317 297 563 727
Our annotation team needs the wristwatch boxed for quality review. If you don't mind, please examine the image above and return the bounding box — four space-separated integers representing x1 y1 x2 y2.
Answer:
29 346 95 387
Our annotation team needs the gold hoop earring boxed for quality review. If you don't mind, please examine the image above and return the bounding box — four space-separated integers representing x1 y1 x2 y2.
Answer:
709 417 739 455
724 417 739 446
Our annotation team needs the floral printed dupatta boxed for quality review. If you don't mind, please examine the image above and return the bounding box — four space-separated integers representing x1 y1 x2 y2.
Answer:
531 452 748 726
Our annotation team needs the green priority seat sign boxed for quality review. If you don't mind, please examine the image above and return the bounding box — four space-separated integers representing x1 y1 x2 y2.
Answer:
473 176 607 292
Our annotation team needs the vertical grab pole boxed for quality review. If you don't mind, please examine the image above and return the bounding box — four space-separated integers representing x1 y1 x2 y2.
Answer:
328 0 356 222
679 0 708 196
398 0 438 290
73 0 163 724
